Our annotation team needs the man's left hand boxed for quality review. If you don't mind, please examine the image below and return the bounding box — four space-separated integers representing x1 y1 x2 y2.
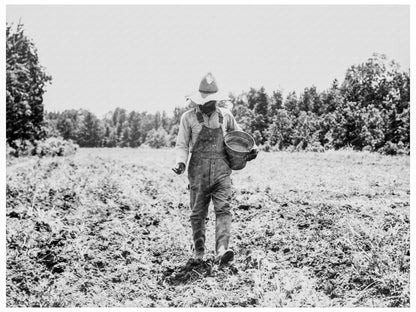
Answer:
172 162 186 175
246 147 259 161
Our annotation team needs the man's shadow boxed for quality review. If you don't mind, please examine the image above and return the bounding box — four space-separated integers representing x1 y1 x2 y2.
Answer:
162 256 238 285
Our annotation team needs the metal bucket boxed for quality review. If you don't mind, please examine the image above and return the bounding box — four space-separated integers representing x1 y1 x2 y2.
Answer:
224 131 255 170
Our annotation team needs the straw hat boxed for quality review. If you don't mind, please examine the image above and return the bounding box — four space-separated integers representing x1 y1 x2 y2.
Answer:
187 72 227 105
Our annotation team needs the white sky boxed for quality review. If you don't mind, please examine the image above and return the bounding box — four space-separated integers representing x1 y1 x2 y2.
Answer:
6 5 410 117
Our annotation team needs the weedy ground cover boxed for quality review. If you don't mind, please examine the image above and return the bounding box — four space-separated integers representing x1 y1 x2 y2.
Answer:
6 148 409 307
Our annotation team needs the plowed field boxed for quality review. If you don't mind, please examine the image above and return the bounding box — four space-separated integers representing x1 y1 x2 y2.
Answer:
6 148 410 307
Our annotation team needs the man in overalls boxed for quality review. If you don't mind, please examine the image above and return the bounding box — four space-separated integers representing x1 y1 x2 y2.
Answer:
172 73 258 264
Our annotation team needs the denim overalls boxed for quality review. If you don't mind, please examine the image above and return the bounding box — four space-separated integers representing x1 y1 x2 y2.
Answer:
188 108 232 258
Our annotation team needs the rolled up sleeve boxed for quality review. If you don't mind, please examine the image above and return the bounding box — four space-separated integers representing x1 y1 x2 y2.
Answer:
175 113 191 165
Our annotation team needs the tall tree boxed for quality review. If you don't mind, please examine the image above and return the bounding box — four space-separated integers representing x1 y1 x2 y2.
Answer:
320 79 342 114
246 87 270 144
284 91 299 117
6 23 52 147
269 89 283 118
338 53 410 150
78 111 103 147
56 109 82 141
299 86 322 115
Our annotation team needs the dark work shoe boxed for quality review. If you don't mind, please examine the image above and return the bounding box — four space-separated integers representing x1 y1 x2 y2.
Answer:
219 249 234 265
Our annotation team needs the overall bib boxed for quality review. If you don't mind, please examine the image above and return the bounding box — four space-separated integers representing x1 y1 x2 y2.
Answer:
188 108 232 259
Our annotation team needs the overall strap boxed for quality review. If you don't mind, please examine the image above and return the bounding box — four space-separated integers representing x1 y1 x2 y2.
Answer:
195 108 204 124
217 108 223 125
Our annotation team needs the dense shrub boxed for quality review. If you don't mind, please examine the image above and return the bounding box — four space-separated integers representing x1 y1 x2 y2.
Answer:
7 140 35 157
33 137 78 157
6 138 77 158
378 141 408 156
145 127 169 149
6 143 17 158
259 143 271 152
305 141 325 152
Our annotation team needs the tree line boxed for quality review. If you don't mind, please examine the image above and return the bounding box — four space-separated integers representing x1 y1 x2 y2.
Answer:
6 23 410 155
230 54 409 154
45 108 182 149
44 54 410 155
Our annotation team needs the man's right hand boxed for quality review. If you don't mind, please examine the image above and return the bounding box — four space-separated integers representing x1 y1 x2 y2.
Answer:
172 162 186 175
246 146 259 161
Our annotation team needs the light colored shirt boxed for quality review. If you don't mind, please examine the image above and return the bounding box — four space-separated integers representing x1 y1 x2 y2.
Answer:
175 106 242 165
